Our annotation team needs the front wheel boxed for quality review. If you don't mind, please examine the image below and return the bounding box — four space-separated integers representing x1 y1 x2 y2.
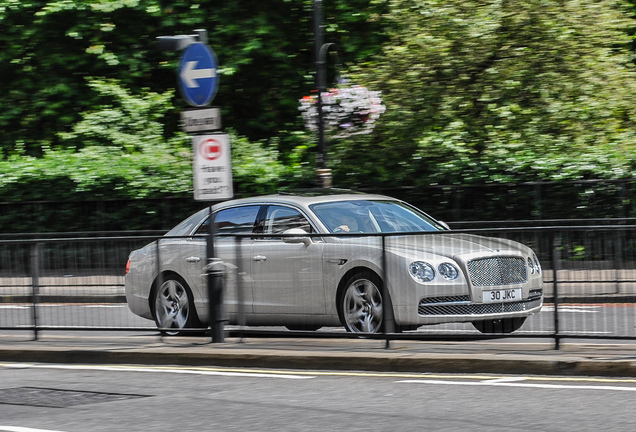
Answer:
339 271 386 333
472 317 526 334
152 275 201 336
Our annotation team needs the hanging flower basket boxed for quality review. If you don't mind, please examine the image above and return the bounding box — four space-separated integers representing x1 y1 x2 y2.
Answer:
299 84 386 139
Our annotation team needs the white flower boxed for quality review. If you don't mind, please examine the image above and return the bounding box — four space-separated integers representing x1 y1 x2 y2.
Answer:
299 85 386 138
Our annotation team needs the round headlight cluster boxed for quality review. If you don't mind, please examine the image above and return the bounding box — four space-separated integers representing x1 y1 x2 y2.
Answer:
438 262 459 280
409 261 459 283
528 255 542 275
528 257 535 274
533 254 541 274
409 262 435 282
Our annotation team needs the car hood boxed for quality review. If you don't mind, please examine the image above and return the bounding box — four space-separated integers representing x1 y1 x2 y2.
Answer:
381 233 533 260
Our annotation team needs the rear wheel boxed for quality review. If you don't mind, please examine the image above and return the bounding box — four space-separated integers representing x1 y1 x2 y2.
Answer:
152 275 201 336
339 271 386 333
472 317 526 334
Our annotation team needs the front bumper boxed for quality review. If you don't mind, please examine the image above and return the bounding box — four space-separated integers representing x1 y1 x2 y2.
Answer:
417 293 543 322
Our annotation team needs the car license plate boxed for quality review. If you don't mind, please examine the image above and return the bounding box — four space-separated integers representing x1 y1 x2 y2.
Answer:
483 288 522 303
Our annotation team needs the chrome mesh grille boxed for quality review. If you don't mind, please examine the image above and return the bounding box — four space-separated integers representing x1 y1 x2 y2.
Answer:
419 295 470 304
467 257 527 286
418 298 542 316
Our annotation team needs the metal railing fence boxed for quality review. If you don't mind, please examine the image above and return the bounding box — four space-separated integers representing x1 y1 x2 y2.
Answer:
1 226 635 348
2 178 636 233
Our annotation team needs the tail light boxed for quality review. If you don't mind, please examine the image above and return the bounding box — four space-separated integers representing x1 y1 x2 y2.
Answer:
125 259 131 275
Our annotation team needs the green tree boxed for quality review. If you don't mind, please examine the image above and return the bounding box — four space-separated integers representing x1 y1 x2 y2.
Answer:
0 0 387 158
0 78 294 202
333 0 636 188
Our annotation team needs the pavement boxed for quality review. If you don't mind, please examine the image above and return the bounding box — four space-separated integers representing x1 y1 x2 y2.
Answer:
1 332 636 378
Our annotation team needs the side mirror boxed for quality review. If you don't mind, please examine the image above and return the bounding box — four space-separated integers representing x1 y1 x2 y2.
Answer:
438 221 451 230
282 228 312 246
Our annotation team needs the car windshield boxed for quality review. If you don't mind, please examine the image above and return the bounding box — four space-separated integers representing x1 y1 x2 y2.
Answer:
310 200 445 233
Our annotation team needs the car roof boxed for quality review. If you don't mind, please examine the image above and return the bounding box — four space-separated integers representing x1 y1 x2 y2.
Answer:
210 191 399 211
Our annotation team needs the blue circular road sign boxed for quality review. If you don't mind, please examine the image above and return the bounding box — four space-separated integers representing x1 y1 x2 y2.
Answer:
178 42 219 107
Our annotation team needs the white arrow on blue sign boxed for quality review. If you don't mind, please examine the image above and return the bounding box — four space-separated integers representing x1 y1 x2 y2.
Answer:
178 42 219 107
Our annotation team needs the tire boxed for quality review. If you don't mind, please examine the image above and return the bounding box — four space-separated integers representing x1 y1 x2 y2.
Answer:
285 325 322 331
152 274 202 336
338 271 387 333
472 317 526 334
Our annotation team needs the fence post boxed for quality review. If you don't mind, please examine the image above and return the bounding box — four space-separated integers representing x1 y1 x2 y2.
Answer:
235 236 245 340
381 235 393 349
614 229 623 295
155 239 163 338
30 242 41 341
551 232 561 350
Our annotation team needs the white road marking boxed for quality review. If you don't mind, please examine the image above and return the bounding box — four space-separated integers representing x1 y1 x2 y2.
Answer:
398 379 636 392
83 305 126 308
4 363 636 386
541 305 600 313
0 363 314 380
483 376 527 384
0 427 66 432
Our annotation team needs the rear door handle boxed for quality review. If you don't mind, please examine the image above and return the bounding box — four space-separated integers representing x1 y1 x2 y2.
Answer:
252 255 267 262
186 256 201 263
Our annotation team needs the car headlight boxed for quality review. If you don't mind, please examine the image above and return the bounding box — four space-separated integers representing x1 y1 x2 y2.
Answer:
409 261 435 282
438 262 459 280
527 257 535 274
533 254 542 274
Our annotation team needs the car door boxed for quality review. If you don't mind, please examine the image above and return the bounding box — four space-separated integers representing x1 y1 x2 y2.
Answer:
179 205 260 315
251 205 326 315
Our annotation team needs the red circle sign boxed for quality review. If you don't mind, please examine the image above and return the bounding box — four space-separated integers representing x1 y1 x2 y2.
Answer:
199 138 221 160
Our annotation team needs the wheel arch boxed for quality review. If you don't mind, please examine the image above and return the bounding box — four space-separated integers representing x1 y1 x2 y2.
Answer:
336 267 383 305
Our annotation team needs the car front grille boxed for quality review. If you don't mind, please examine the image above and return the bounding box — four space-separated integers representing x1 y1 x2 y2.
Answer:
418 297 542 316
467 256 527 286
420 295 471 304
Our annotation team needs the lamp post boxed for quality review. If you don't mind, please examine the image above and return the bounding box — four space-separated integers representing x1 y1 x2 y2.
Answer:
313 0 338 188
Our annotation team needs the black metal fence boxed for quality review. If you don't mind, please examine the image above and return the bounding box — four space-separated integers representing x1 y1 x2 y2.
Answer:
1 225 636 348
2 179 636 233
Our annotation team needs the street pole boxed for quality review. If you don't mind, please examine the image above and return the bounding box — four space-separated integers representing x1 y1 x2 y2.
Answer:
207 207 225 343
157 29 228 343
313 0 332 188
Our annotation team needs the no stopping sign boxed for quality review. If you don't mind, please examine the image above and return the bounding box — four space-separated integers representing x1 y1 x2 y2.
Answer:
192 133 233 201
199 138 222 160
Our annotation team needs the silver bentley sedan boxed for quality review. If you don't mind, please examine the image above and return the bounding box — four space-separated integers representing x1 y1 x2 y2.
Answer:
125 192 543 334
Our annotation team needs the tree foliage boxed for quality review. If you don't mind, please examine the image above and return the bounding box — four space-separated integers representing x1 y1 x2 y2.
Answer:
0 0 387 156
0 78 292 202
333 0 636 187
2 0 636 222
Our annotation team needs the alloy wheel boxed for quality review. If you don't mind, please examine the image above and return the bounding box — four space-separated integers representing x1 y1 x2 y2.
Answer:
154 277 193 335
342 276 384 333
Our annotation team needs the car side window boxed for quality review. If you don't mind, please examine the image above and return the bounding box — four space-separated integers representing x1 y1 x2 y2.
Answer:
263 206 313 236
195 205 260 235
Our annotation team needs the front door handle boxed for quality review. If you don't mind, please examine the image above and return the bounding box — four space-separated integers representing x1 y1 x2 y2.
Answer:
252 255 267 262
186 256 201 263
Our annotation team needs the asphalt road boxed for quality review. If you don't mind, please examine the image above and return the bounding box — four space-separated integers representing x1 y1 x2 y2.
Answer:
1 363 635 432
